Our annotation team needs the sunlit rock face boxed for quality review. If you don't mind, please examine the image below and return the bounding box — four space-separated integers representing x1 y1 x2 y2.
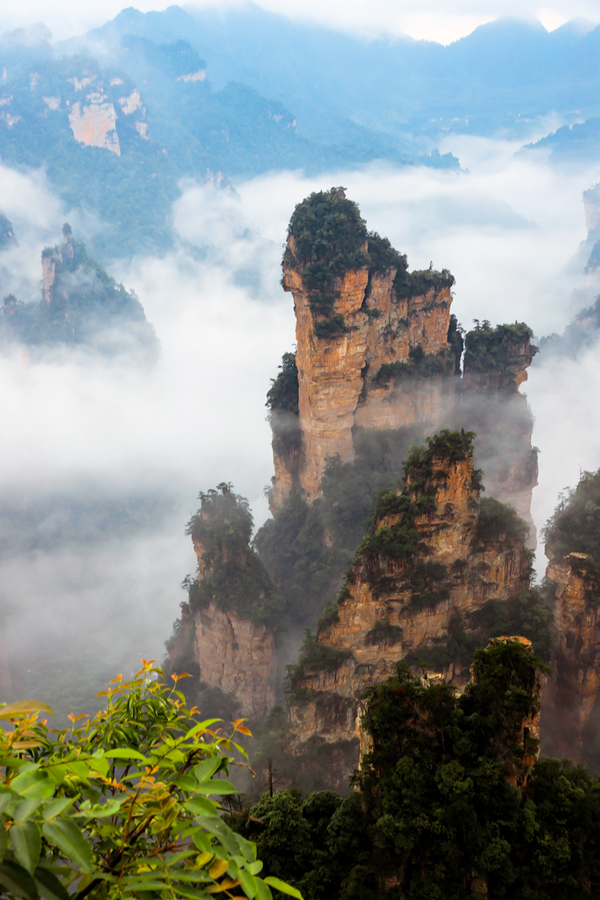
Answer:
68 96 121 155
544 551 600 764
286 434 532 784
278 234 456 507
270 191 537 536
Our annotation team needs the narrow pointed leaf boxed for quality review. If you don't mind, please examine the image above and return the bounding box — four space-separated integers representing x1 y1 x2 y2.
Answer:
193 817 241 856
10 821 41 873
11 772 54 801
264 877 303 898
195 780 237 796
34 867 69 900
0 860 39 900
192 758 222 784
42 799 74 821
239 869 257 898
13 799 43 823
185 797 218 817
254 880 272 900
235 833 257 863
0 792 17 815
102 749 147 761
42 820 93 874
0 701 53 719
0 822 7 863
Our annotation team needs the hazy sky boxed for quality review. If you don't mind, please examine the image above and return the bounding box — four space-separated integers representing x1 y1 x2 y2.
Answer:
1 0 599 44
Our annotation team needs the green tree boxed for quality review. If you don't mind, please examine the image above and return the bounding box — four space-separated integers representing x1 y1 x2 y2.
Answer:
0 661 301 900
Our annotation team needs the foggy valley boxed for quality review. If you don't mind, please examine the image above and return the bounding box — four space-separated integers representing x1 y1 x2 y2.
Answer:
2 2 600 896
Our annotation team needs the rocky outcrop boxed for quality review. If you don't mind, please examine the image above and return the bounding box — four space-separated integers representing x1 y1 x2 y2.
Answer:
41 251 56 304
583 183 600 234
277 227 457 507
286 432 532 778
177 485 280 720
461 323 538 536
271 193 537 535
544 551 600 763
193 601 276 719
68 96 121 155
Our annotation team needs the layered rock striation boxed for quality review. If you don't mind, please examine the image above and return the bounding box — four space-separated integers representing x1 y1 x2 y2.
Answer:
543 551 600 762
285 431 533 779
273 188 458 508
537 467 600 770
166 485 280 720
270 191 538 541
461 321 538 532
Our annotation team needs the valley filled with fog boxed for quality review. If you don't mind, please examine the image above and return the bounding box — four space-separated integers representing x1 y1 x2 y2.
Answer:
1 128 599 709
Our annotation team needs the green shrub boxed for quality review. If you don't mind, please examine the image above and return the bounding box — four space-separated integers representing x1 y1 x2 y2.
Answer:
185 483 282 624
286 188 370 323
285 630 353 698
475 497 530 548
544 468 600 567
372 345 455 386
313 315 349 339
365 620 403 646
266 352 299 414
464 320 538 386
407 560 450 610
393 264 455 299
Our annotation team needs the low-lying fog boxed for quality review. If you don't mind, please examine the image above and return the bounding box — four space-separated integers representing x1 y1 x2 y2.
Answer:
1 132 600 708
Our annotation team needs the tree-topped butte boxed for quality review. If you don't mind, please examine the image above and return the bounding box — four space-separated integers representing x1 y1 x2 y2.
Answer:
277 188 460 506
283 187 454 334
283 430 549 790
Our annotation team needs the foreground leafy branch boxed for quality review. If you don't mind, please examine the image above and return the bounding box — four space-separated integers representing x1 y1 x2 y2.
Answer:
0 661 302 900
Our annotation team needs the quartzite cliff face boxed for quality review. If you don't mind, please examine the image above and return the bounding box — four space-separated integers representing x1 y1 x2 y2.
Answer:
544 550 600 764
278 234 456 507
166 486 279 720
271 190 538 537
286 433 533 785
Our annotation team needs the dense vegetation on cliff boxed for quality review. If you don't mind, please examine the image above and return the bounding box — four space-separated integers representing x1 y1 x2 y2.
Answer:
185 484 281 625
0 211 16 250
544 468 600 579
233 640 600 900
463 320 537 389
284 189 455 338
0 225 156 355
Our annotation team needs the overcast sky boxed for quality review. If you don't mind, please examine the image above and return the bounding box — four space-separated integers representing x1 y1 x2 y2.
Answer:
1 0 599 45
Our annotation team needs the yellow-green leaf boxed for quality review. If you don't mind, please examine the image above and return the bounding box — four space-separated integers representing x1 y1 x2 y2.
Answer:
254 879 272 900
239 869 257 898
264 877 303 898
0 701 53 719
208 858 228 880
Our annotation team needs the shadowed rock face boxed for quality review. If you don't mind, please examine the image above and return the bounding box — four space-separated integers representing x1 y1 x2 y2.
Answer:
286 433 533 783
543 551 600 765
192 603 277 720
177 487 280 720
277 237 456 508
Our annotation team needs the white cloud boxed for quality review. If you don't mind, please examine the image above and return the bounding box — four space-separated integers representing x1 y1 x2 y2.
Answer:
1 0 599 45
1 129 600 694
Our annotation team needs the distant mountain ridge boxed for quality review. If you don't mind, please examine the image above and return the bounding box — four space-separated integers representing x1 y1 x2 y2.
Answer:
78 5 600 139
3 6 600 260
